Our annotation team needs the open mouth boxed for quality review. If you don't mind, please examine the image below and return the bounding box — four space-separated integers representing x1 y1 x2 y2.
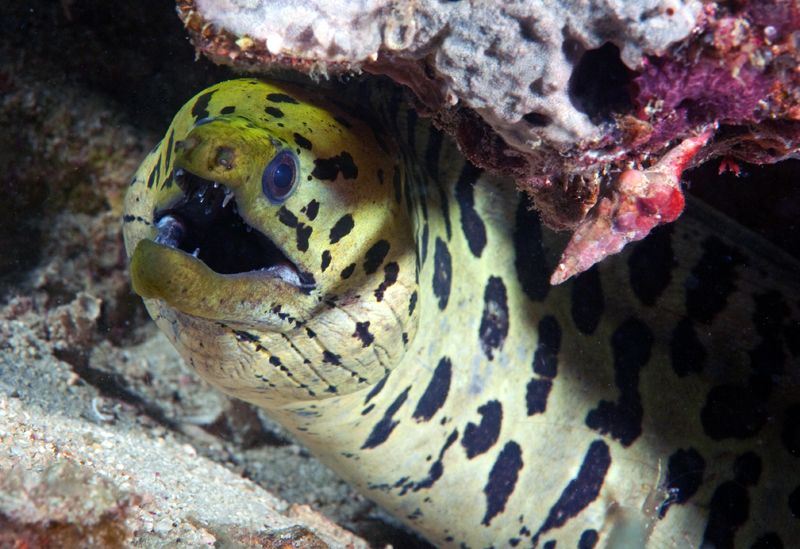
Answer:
153 169 310 288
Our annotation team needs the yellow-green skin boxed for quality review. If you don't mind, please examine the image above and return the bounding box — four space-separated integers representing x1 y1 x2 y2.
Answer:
124 79 800 548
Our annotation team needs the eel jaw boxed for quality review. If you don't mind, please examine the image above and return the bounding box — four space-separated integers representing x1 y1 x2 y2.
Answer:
152 168 310 288
129 169 314 326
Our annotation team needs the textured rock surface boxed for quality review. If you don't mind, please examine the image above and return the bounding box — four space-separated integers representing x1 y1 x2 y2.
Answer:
0 380 364 548
192 0 701 148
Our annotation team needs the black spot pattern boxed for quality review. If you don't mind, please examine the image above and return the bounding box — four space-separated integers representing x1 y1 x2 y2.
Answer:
329 214 355 244
533 440 611 541
320 250 331 272
628 224 674 306
527 316 561 416
146 160 160 189
455 162 487 257
267 92 299 104
658 447 705 518
364 240 390 274
399 429 459 494
513 198 550 302
420 224 429 265
353 321 374 347
462 400 503 459
311 156 338 181
277 207 313 252
782 404 800 457
702 481 750 549
296 224 312 252
408 291 418 316
374 262 399 302
701 384 767 440
294 132 312 150
264 106 284 118
233 330 260 343
412 357 452 422
432 238 452 310
685 236 745 324
364 374 388 405
578 529 599 549
479 277 509 360
670 317 706 376
164 129 175 172
305 199 320 221
525 379 552 416
361 386 411 449
278 207 298 227
299 271 315 289
191 91 214 119
533 315 561 378
481 441 523 526
341 263 356 279
585 318 652 446
571 266 604 335
311 152 358 181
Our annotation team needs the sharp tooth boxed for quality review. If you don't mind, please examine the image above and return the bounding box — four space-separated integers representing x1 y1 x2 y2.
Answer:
212 182 219 189
192 248 200 258
222 189 234 208
266 264 301 286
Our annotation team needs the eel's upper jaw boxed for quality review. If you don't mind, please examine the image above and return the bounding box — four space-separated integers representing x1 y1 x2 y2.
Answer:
152 168 313 289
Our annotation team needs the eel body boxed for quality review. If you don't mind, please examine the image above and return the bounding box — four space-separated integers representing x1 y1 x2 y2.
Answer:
123 79 800 548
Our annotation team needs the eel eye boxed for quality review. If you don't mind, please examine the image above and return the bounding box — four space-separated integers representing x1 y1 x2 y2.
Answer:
262 150 299 204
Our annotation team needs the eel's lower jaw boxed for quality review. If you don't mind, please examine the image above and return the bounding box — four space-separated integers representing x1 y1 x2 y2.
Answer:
150 168 312 290
130 238 313 327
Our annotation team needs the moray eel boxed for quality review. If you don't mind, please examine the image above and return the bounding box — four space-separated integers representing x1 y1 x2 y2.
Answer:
124 79 800 548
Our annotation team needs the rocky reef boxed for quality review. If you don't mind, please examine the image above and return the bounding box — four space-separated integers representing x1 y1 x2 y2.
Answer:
178 0 800 280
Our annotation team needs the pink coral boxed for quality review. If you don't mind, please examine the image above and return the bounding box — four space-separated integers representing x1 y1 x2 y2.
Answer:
551 129 713 284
